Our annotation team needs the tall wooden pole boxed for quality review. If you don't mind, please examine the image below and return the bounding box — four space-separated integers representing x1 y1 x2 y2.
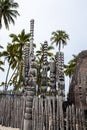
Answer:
56 51 65 101
50 62 56 96
41 41 48 98
23 19 37 130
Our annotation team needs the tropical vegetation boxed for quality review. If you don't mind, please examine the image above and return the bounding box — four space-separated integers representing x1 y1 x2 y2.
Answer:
50 30 69 51
0 0 72 94
0 0 19 29
0 29 71 92
1 29 31 91
64 54 77 78
36 42 54 94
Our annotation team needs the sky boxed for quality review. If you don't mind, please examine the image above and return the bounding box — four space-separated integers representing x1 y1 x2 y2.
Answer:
0 0 87 95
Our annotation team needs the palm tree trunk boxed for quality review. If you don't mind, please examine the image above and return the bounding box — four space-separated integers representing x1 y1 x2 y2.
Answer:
5 64 10 91
59 41 61 52
7 65 18 86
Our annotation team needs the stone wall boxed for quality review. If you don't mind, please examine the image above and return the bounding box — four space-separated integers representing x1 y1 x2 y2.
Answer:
69 50 87 110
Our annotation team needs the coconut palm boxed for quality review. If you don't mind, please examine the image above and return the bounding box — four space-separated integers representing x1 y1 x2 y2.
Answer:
1 43 19 90
10 29 31 61
50 30 69 51
64 54 77 78
9 29 31 90
1 30 31 91
0 0 19 29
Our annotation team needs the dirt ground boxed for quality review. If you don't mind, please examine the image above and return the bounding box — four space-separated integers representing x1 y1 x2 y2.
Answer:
0 125 20 130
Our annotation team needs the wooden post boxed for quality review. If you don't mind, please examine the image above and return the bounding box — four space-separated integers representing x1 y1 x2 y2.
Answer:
23 19 37 130
41 41 48 98
50 62 56 96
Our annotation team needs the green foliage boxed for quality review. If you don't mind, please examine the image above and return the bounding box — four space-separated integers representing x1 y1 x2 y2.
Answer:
36 42 54 93
9 29 30 44
0 28 70 94
64 54 77 77
0 0 20 29
1 29 31 91
50 30 69 51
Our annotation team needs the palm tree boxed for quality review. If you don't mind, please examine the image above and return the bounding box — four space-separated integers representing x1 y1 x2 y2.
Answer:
50 30 69 51
1 43 18 90
9 29 31 90
10 29 31 60
64 54 77 78
0 0 19 29
1 29 31 91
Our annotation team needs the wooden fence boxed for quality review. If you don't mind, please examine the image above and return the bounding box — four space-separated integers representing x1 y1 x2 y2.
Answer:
0 94 86 130
32 97 85 130
0 94 24 129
